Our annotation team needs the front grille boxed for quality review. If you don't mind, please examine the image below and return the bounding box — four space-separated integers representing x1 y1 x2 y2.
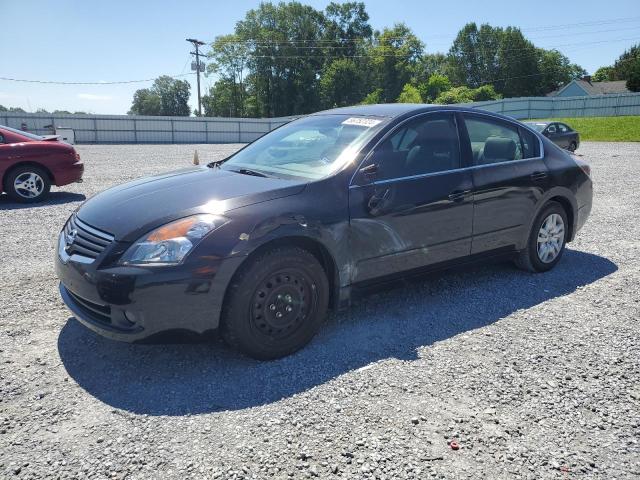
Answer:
64 215 114 260
67 289 112 325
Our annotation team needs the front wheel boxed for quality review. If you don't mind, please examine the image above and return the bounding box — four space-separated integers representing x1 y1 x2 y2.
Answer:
221 246 329 360
5 165 51 203
515 201 568 273
568 141 577 152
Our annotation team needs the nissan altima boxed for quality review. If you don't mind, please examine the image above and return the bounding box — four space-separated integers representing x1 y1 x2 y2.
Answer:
55 105 592 359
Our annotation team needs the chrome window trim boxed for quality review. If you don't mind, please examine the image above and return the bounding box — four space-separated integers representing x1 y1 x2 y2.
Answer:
349 108 545 187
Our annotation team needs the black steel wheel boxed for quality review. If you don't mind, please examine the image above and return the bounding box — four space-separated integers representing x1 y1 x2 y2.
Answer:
221 246 329 360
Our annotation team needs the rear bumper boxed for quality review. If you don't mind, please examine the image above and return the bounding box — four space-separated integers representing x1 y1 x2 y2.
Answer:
55 161 84 186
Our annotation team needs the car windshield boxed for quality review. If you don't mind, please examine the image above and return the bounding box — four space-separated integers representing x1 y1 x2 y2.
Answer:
219 114 387 180
525 123 548 133
0 125 44 141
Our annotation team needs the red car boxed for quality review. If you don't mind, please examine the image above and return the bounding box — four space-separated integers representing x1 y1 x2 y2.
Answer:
0 125 84 203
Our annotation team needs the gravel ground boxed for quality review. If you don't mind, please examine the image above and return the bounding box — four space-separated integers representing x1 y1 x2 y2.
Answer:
1 142 639 479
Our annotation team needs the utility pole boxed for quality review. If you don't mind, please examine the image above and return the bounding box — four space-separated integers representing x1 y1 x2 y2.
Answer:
186 38 206 116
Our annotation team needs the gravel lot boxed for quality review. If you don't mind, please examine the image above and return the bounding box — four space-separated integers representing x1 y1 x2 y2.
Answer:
1 142 639 479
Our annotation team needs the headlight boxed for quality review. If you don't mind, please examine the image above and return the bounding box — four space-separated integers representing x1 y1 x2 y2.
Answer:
119 214 228 265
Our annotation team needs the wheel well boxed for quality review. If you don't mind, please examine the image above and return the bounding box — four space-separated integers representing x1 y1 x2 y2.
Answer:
2 162 54 190
548 196 574 241
227 236 339 311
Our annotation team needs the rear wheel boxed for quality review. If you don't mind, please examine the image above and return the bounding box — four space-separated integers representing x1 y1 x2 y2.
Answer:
5 165 51 203
515 201 568 273
221 246 329 360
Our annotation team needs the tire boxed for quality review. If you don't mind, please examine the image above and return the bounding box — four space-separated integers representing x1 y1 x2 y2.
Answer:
515 201 568 273
5 165 51 203
221 246 329 360
568 141 577 152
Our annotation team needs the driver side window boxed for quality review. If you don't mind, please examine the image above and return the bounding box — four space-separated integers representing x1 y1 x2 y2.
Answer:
374 114 461 181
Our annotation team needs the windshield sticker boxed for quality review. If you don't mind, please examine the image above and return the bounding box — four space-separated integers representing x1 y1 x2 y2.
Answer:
342 117 382 128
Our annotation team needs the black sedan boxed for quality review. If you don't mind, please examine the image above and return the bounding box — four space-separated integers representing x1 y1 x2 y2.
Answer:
56 105 593 359
526 121 580 152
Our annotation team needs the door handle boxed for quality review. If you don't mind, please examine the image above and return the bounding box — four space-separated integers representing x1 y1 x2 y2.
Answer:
530 171 548 181
448 189 470 202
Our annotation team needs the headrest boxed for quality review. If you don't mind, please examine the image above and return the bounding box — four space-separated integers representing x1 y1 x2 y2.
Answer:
483 137 516 161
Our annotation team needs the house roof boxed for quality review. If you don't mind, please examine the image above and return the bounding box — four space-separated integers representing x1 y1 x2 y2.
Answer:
550 79 630 96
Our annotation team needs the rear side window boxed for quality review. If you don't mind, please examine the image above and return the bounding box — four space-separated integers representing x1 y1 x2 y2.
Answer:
0 133 4 143
463 116 538 165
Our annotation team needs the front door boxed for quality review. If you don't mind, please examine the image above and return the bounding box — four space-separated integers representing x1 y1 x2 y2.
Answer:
348 112 474 283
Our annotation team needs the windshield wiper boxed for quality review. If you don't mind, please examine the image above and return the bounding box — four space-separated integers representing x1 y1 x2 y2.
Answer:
207 158 226 168
230 168 270 178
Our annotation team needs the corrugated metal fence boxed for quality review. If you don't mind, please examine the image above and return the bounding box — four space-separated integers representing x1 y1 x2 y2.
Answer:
0 113 294 144
2 92 638 144
468 92 640 119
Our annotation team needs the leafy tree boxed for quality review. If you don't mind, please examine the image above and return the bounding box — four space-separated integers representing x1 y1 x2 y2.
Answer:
611 44 640 80
129 88 161 115
320 59 365 108
0 105 7 112
537 49 585 95
397 83 422 103
434 85 500 104
53 110 72 114
73 111 87 115
471 84 500 101
593 66 614 82
129 76 190 116
418 73 451 102
369 23 424 103
323 2 372 57
206 34 250 116
35 108 49 114
9 107 26 113
448 23 502 89
361 88 383 104
627 59 640 92
202 79 245 117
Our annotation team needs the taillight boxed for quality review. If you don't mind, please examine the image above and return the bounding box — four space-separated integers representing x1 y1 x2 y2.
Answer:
75 152 81 162
573 156 591 178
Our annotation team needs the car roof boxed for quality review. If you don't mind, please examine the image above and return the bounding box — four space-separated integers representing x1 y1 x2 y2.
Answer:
311 104 526 124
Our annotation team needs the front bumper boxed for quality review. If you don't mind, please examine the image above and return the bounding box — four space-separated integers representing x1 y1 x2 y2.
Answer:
55 232 243 342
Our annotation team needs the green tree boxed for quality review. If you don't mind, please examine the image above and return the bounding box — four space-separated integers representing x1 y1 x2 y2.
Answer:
0 105 7 112
396 83 422 103
53 110 72 114
323 2 372 57
448 23 502 89
537 49 585 95
320 58 365 108
206 34 250 116
434 85 500 104
361 88 383 104
611 44 640 80
129 88 161 115
202 79 246 117
369 23 424 103
627 59 640 92
418 73 451 102
129 76 190 116
593 66 614 82
9 107 26 113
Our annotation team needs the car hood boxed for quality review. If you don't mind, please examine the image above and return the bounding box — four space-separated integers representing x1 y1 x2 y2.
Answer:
76 167 306 241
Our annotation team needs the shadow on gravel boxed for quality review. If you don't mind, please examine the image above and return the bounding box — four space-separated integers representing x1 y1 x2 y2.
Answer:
0 191 86 209
58 249 616 416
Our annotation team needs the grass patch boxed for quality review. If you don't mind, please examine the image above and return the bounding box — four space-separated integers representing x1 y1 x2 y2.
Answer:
531 116 640 142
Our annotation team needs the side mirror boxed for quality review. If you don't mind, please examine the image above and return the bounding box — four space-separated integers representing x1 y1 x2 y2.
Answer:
359 163 378 180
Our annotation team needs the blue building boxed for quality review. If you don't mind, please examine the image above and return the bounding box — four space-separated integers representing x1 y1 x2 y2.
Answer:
549 76 630 97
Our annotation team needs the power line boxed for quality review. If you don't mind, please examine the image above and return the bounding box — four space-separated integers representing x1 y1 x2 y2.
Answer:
0 73 195 85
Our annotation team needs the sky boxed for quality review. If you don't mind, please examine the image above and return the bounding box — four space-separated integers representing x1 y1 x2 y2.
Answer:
2 0 639 115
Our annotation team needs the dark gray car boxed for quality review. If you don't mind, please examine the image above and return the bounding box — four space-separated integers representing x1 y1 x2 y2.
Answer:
526 122 580 152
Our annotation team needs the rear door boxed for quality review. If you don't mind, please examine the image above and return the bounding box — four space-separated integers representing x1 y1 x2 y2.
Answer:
460 113 549 254
348 112 474 282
